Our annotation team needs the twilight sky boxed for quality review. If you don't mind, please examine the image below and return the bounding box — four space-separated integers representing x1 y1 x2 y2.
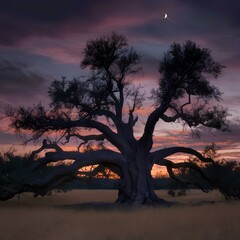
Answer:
0 0 240 160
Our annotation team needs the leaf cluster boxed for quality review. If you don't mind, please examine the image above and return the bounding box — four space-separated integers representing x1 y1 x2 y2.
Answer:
157 40 224 101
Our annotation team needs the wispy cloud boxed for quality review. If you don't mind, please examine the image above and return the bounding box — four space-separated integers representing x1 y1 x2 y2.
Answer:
0 59 49 106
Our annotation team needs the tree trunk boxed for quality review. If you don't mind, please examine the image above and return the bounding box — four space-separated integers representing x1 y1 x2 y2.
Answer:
116 147 163 205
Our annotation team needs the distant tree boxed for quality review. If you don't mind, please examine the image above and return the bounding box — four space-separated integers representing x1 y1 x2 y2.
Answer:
187 143 240 200
2 33 229 204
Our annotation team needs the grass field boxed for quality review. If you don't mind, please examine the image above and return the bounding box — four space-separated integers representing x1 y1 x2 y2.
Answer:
0 190 240 240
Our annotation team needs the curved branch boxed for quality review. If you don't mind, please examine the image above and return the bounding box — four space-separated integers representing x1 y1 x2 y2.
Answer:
160 93 190 123
69 119 130 153
90 108 120 127
160 113 179 123
149 147 215 192
166 166 209 193
1 149 126 201
30 139 63 158
7 103 131 153
30 150 126 189
65 133 105 143
156 158 212 192
78 165 107 178
78 163 121 179
180 93 191 113
149 146 214 166
140 87 175 146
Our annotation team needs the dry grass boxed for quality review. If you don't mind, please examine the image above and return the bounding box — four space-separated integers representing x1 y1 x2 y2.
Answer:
0 190 240 240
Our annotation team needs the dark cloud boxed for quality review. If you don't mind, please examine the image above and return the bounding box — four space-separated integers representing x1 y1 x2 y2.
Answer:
208 34 240 67
183 0 240 26
0 0 87 21
128 1 240 40
127 0 240 71
0 59 49 106
0 0 239 47
1 0 239 71
0 0 176 46
0 0 97 46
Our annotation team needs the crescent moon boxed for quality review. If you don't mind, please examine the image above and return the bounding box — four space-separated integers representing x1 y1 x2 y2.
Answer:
164 13 167 19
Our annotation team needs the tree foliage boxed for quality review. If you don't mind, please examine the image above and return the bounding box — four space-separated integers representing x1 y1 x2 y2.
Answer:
152 41 228 133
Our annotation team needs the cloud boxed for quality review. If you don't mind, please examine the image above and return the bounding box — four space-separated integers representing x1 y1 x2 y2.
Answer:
1 0 238 77
32 46 81 64
126 0 240 68
152 122 240 159
0 1 94 45
0 0 180 46
0 59 49 106
1 0 239 58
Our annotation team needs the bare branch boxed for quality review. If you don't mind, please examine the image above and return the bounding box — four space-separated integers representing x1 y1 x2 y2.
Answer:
9 107 131 153
140 87 175 146
1 149 126 201
30 149 125 189
155 158 212 192
180 93 191 114
160 113 179 123
30 139 63 159
150 146 214 165
78 163 120 179
64 133 105 144
63 132 105 151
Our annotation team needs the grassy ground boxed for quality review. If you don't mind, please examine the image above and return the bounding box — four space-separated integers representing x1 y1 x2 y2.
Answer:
0 190 240 240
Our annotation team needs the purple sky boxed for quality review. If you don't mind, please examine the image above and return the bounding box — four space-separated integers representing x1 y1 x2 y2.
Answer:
0 0 239 159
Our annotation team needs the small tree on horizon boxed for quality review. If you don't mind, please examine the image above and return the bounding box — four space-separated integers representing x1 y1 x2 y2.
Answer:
2 32 229 204
186 143 240 200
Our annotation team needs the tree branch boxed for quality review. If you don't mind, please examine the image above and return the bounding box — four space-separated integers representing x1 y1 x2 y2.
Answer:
78 163 120 179
155 158 212 192
11 109 131 153
30 139 63 159
64 133 105 150
70 119 131 153
160 113 179 123
30 149 125 188
1 149 126 201
149 146 214 166
180 93 191 114
140 88 175 148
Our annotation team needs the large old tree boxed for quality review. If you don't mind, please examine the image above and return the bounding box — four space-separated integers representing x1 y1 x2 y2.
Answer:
2 33 229 204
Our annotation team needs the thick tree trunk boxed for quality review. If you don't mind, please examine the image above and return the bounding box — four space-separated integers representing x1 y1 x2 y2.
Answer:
116 147 163 205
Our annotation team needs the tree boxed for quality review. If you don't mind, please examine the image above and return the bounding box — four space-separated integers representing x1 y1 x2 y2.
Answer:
2 33 229 204
186 143 240 200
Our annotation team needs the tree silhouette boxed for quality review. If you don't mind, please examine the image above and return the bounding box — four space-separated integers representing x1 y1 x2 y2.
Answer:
2 33 229 204
185 143 240 200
